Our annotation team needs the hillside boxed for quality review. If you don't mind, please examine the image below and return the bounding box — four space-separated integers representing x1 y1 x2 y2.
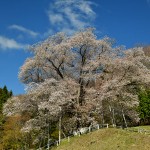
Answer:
53 127 150 150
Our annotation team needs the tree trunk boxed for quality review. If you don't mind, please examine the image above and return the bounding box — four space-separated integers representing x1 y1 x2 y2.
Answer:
121 109 128 128
59 107 62 145
109 105 116 127
78 80 85 106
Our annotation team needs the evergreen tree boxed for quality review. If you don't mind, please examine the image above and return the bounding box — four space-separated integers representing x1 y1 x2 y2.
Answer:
138 90 150 125
0 86 13 144
0 86 13 112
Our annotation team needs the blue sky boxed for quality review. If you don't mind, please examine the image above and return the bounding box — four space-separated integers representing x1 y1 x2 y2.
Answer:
0 0 150 95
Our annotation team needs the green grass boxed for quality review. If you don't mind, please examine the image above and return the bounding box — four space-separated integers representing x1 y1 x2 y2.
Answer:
52 126 150 150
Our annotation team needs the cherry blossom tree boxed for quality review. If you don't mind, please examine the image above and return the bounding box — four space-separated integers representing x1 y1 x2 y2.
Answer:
95 47 150 126
3 29 150 147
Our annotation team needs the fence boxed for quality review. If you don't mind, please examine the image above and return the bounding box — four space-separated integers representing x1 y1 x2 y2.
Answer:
37 123 109 150
125 127 150 135
38 125 150 150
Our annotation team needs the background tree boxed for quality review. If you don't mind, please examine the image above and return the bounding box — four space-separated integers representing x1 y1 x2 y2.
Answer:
94 47 150 127
0 86 13 112
143 45 150 57
0 86 13 148
138 89 150 125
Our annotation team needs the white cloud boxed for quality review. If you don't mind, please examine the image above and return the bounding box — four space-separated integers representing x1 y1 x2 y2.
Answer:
46 0 96 35
0 36 27 50
9 24 39 37
63 7 86 28
48 12 64 24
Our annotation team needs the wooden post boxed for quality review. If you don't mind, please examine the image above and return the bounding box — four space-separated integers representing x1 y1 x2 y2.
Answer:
68 136 70 142
56 141 59 146
89 126 91 132
107 124 108 128
78 131 80 137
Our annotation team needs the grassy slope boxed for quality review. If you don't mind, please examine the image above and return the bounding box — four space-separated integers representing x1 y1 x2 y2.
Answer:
132 126 150 130
53 127 150 150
